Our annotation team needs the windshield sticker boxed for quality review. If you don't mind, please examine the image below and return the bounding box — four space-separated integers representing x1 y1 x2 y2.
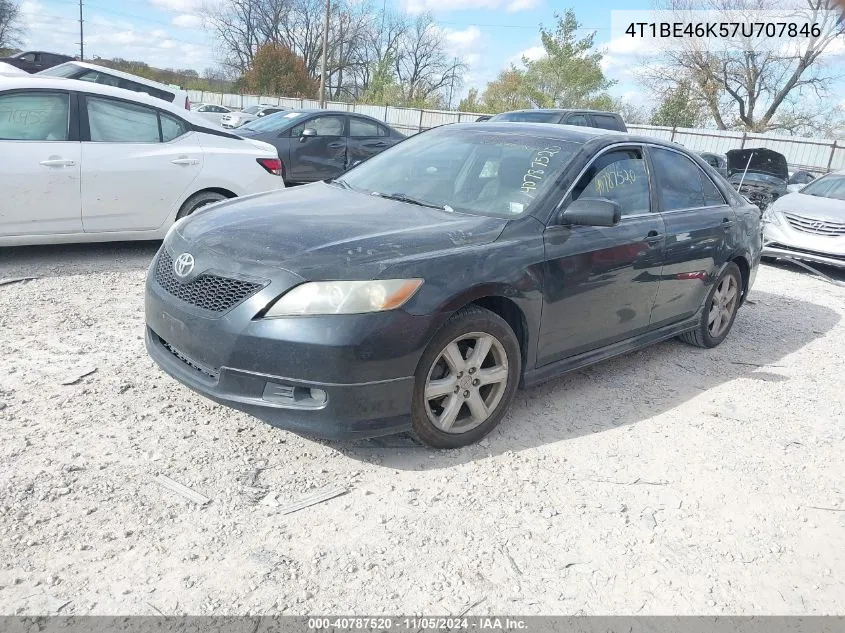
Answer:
521 146 562 195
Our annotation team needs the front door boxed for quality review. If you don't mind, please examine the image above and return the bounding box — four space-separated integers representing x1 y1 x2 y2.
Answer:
538 147 666 366
288 114 347 183
80 94 201 232
0 90 82 236
647 146 738 327
347 116 391 167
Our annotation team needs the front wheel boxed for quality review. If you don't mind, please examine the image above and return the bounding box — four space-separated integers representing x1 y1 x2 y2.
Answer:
679 262 742 348
410 306 520 449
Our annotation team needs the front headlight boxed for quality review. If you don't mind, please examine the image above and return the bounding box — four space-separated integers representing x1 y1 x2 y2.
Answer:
762 207 782 226
264 279 423 317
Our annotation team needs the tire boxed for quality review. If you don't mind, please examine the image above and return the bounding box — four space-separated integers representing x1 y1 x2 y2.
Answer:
679 262 742 348
176 191 229 220
410 305 521 449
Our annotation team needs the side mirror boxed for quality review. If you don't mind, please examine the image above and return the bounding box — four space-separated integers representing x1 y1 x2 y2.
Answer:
299 128 317 142
560 198 621 227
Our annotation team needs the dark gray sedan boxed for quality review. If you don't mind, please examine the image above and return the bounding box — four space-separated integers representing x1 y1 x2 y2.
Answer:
145 123 761 448
236 109 405 185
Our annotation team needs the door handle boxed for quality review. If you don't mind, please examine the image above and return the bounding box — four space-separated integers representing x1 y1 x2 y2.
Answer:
171 157 199 165
644 230 663 243
368 141 387 147
327 142 345 149
39 158 75 167
721 217 735 227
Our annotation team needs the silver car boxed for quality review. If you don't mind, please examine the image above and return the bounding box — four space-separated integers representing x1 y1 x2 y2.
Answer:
220 105 285 129
763 170 845 268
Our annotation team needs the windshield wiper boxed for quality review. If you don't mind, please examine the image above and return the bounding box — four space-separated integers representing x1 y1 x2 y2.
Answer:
327 178 351 190
372 191 453 212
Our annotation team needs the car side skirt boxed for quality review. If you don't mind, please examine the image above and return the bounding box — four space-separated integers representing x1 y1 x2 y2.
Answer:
522 314 700 389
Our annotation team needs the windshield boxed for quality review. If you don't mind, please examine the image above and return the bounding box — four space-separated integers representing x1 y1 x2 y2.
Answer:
490 111 561 123
338 127 581 218
38 62 81 78
241 110 305 133
799 174 845 200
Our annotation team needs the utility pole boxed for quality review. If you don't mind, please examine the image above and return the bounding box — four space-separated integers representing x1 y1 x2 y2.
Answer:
78 0 84 60
319 0 330 108
447 57 457 110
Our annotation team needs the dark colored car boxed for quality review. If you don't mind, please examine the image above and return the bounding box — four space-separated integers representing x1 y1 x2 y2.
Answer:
475 115 492 122
488 109 628 132
726 148 789 211
0 50 74 73
236 109 405 185
700 152 728 178
145 123 761 448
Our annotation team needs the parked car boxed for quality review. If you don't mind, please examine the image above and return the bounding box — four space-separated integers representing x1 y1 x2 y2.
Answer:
787 170 816 193
0 50 74 73
220 105 285 129
762 169 845 268
191 102 233 124
0 62 28 76
726 148 788 211
0 76 284 246
700 152 728 178
236 109 405 184
487 109 628 132
145 123 761 448
475 115 492 122
38 61 191 109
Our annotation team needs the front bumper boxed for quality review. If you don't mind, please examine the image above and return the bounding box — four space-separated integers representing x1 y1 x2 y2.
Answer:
144 245 440 439
763 219 845 269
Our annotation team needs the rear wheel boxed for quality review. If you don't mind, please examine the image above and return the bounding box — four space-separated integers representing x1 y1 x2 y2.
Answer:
680 262 742 348
176 191 229 220
410 306 520 448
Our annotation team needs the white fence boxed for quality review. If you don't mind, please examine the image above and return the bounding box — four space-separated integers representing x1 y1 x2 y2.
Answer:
189 90 845 174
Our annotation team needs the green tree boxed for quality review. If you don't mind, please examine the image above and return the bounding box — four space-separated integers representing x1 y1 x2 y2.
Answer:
244 44 316 98
521 10 615 109
458 88 483 113
481 67 532 113
650 81 703 128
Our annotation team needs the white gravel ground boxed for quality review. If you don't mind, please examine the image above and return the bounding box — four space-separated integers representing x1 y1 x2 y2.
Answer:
0 243 843 616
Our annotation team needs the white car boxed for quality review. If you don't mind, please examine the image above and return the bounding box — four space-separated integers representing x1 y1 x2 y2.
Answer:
191 103 232 125
221 105 285 129
0 76 285 246
0 62 28 76
38 61 192 110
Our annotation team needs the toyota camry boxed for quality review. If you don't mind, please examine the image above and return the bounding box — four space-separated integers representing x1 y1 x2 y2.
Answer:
145 123 761 448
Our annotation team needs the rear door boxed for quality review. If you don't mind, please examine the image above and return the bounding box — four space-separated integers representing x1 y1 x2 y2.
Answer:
80 94 202 232
347 116 391 167
287 114 347 182
648 146 736 327
0 89 82 236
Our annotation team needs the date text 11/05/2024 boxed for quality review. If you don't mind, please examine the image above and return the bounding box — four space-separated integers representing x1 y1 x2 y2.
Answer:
307 617 528 630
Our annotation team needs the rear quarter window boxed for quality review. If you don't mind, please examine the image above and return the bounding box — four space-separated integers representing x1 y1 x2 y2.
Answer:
592 114 624 131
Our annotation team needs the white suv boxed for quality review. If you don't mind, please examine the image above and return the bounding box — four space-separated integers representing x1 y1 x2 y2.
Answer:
0 76 285 246
38 61 192 110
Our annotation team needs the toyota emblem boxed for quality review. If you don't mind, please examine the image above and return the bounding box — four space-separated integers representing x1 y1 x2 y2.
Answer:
173 253 195 278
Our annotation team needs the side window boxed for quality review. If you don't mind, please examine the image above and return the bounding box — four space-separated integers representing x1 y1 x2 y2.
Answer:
0 91 69 141
349 117 381 137
651 147 718 210
565 114 589 126
160 113 188 142
571 148 650 217
20 53 36 62
593 114 623 131
87 96 160 143
292 115 344 137
78 70 121 87
700 172 727 206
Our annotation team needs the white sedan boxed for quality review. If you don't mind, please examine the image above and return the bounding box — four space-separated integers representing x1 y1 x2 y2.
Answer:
191 102 233 125
0 76 284 246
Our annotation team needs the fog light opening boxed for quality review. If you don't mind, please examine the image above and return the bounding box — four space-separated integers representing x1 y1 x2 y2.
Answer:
309 388 327 404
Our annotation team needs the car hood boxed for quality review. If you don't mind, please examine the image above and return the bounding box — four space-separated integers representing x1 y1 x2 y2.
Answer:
772 191 845 220
726 148 788 181
176 182 508 278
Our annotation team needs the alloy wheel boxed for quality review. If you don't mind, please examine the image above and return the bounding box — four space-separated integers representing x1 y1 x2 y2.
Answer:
423 332 509 434
708 274 739 338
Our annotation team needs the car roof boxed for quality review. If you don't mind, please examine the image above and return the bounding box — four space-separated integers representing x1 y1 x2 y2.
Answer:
496 108 621 115
0 75 204 123
44 61 186 94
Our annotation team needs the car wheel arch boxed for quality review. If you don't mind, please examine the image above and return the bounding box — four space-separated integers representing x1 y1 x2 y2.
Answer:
729 254 751 304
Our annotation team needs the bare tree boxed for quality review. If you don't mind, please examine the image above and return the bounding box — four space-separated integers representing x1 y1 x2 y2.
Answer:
395 14 465 105
642 0 845 133
0 0 25 50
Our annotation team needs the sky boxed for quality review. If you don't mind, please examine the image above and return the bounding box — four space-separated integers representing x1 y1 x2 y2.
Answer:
15 0 845 111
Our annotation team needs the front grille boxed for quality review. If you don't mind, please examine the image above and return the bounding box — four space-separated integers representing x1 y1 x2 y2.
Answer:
155 250 263 313
783 212 845 237
158 336 220 381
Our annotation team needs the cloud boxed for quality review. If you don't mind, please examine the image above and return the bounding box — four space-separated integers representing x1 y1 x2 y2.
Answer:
444 26 482 48
172 14 203 28
404 0 536 13
148 0 203 11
